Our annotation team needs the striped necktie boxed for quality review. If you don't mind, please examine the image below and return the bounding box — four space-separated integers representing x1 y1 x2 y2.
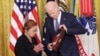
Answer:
55 20 59 32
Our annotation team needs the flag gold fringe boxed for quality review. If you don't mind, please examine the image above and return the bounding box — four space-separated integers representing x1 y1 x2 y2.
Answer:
36 0 46 37
9 50 15 56
65 0 72 12
74 0 80 17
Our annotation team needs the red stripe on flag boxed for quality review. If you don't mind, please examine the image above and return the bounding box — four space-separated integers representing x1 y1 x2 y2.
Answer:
12 11 23 32
34 34 41 44
10 26 18 40
32 8 41 44
10 42 14 52
32 8 40 27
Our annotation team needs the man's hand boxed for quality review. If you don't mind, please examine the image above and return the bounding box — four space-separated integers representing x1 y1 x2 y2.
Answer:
47 43 53 51
59 24 67 32
47 42 57 51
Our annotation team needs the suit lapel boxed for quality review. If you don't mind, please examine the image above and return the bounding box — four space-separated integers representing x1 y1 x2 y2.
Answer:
50 18 56 34
60 12 66 24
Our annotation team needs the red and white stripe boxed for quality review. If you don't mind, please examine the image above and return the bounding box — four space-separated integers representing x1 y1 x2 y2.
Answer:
10 3 41 52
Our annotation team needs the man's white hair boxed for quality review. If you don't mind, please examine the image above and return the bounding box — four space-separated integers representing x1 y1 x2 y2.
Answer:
45 1 59 10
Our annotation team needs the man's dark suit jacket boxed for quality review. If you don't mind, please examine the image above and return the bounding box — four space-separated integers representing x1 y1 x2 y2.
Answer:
14 34 41 56
44 12 86 56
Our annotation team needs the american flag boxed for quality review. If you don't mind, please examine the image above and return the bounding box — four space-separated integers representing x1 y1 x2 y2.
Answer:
10 0 41 53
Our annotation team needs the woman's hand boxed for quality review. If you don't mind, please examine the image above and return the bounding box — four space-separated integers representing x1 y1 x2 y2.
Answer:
33 43 44 53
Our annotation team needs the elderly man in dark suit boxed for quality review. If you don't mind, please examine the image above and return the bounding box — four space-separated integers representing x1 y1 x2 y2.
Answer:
43 1 86 56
